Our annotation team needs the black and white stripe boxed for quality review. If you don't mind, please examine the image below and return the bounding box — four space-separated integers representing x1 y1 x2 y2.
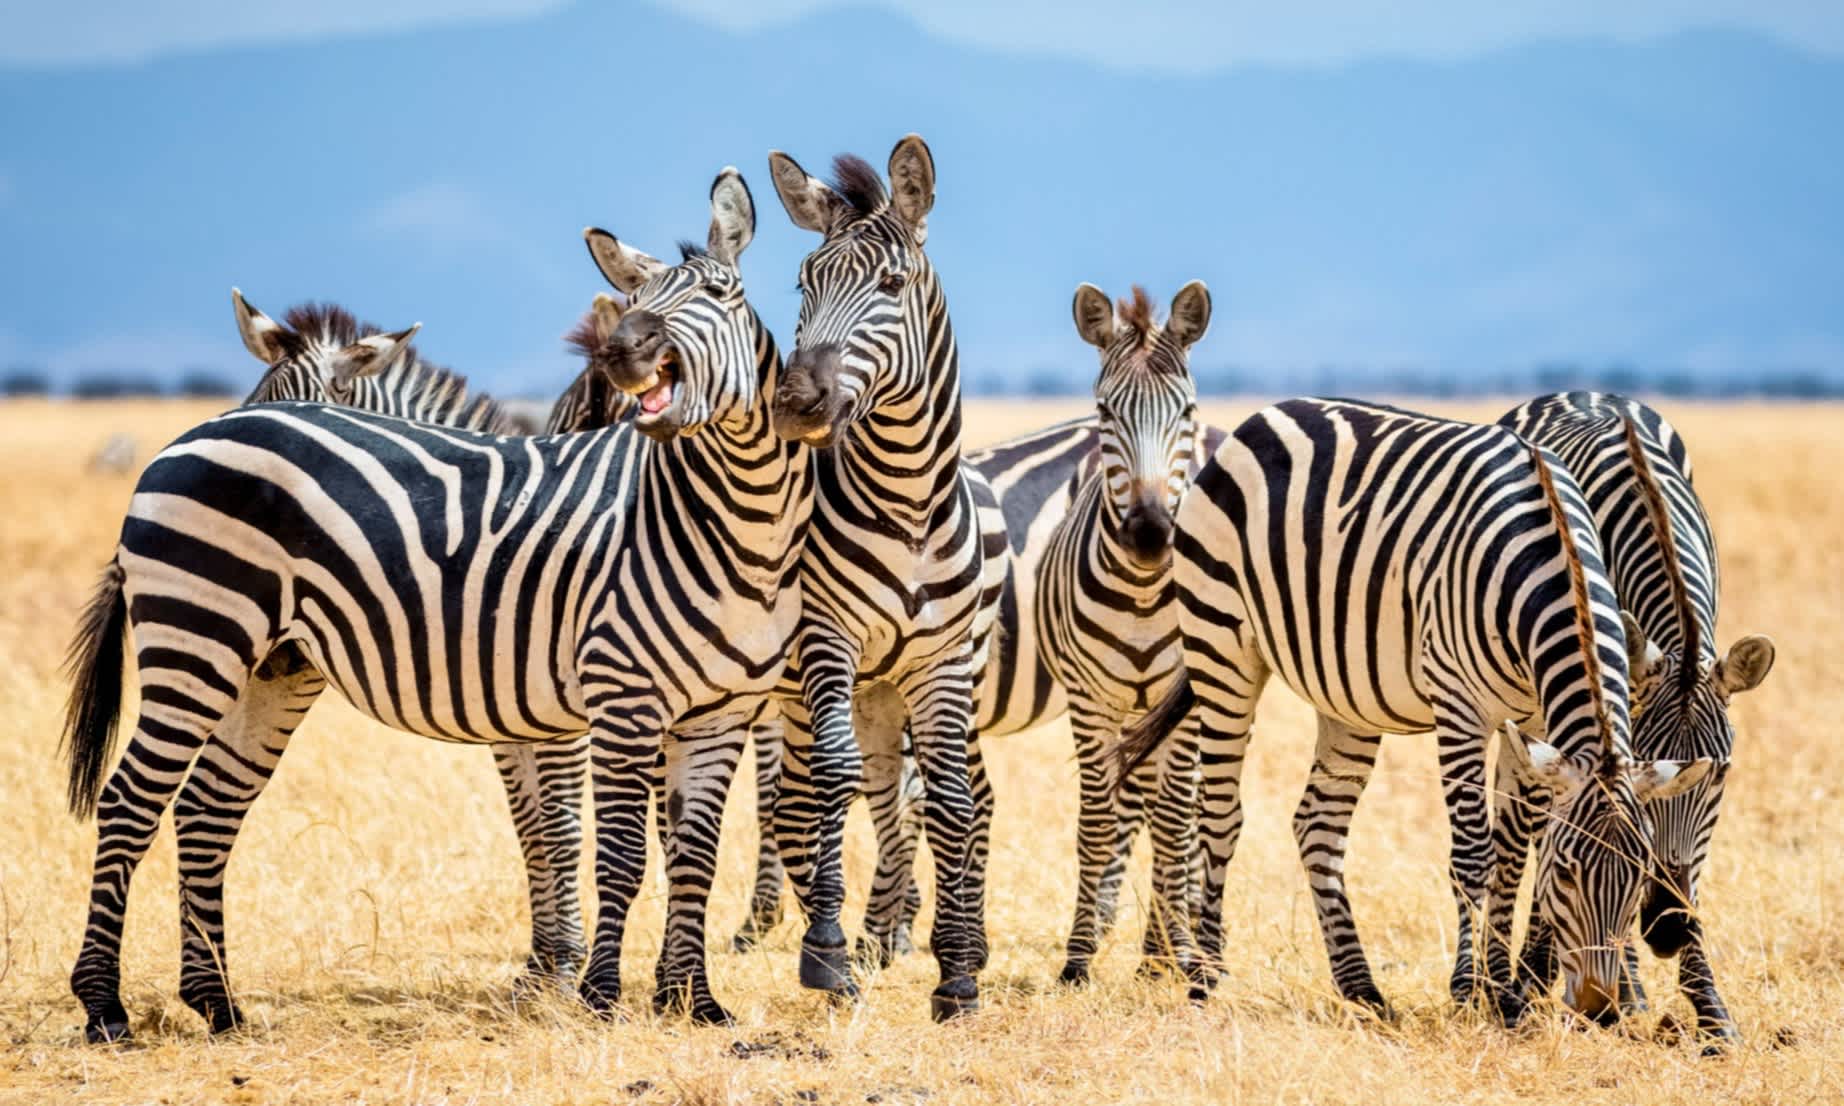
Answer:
60 168 812 1040
761 136 1001 1020
1119 398 1713 1024
1498 392 1774 1039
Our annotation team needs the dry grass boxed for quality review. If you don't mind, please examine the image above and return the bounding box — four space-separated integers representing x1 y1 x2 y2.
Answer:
0 397 1839 1105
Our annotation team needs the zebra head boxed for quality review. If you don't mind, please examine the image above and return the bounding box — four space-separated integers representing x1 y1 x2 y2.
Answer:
1072 282 1210 567
579 168 762 443
233 289 420 406
1504 727 1714 1023
767 134 938 447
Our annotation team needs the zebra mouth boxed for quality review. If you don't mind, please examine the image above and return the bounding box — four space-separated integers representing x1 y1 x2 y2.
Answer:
633 350 678 417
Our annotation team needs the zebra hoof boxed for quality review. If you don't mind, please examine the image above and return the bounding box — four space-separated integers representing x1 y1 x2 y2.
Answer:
1057 960 1092 987
930 978 980 1022
855 936 897 972
653 985 734 1028
578 974 622 1018
799 937 858 998
84 1018 133 1045
1136 957 1184 981
1495 993 1529 1029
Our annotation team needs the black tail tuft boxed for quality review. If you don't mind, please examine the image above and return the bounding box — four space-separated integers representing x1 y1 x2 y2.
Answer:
1115 672 1196 783
61 561 127 820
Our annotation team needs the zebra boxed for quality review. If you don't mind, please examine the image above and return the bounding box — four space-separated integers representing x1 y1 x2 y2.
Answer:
763 135 1006 1020
1035 282 1219 984
59 167 812 1041
1116 398 1713 1024
1495 393 1773 1041
187 290 611 996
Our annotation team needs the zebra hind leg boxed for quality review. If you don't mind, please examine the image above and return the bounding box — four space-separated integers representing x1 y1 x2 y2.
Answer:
1430 699 1493 1011
496 736 590 991
730 720 787 952
173 647 324 1034
899 663 983 1021
1293 715 1387 1014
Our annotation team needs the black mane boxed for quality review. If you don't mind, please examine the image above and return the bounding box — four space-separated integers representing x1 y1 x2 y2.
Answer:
830 154 887 216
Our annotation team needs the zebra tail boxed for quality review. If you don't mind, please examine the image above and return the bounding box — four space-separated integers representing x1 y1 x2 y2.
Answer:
1115 672 1196 783
61 559 127 820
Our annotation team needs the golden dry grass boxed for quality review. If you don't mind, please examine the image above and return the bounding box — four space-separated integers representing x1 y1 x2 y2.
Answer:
0 397 1839 1105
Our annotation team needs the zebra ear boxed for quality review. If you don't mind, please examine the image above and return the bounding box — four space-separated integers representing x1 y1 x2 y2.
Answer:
232 288 290 365
887 133 935 237
1713 635 1775 697
583 228 665 294
1500 720 1586 792
706 167 756 266
1167 281 1212 348
1629 756 1715 803
1072 284 1116 349
768 151 849 236
330 323 419 384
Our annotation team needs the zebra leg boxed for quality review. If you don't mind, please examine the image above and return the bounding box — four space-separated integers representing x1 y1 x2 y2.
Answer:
857 683 919 969
1184 636 1268 1002
1140 711 1202 978
577 701 665 1016
1292 715 1385 1012
773 648 864 999
1618 944 1650 1015
963 720 994 973
1097 744 1154 939
1678 930 1737 1047
495 736 589 988
73 648 255 1043
899 660 983 1021
730 718 787 953
651 722 747 1026
173 650 324 1034
1431 699 1493 1009
1486 752 1549 1025
1059 695 1125 985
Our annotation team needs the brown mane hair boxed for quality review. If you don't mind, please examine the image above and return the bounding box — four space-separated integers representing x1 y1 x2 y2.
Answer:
830 154 887 216
1117 286 1157 339
1621 419 1702 693
1531 443 1615 758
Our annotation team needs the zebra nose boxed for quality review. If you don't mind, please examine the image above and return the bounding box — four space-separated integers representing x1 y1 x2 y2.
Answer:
607 310 669 389
1641 863 1696 955
774 344 844 443
1120 495 1174 565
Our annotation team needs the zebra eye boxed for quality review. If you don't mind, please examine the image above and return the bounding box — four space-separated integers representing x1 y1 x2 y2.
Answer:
878 272 906 295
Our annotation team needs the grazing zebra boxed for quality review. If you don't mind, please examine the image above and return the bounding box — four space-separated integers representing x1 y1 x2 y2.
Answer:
1117 398 1713 1023
1496 393 1773 1040
177 290 610 998
60 168 812 1040
764 135 1005 1020
1036 282 1218 984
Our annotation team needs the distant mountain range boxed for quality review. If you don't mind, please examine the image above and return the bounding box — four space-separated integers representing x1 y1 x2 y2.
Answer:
2 5 1839 397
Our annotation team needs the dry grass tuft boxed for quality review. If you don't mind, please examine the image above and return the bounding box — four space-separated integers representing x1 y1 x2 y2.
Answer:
0 398 1839 1104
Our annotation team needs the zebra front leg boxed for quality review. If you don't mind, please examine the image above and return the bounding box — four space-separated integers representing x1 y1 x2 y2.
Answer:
1293 715 1386 1013
174 653 323 1034
1677 932 1737 1048
857 683 920 969
1431 699 1493 1010
900 660 983 1021
652 722 748 1026
73 655 252 1043
1060 696 1125 985
577 704 663 1016
773 650 864 999
1140 711 1202 979
1096 741 1154 940
1184 641 1268 1002
495 736 590 988
1486 748 1550 1025
963 721 994 973
730 719 787 952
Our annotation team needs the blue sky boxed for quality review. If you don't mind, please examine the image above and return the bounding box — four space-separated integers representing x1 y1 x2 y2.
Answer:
2 2 1841 395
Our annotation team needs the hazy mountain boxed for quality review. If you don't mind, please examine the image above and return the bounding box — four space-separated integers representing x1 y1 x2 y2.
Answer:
2 4 1839 397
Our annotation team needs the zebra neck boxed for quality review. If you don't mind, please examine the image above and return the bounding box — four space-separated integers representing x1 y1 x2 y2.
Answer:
824 294 967 538
1604 469 1719 666
1085 484 1171 605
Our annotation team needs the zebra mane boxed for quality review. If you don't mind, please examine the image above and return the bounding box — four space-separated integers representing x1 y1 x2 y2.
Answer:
1117 286 1157 341
563 310 603 360
1621 418 1701 695
1530 442 1616 761
830 154 887 216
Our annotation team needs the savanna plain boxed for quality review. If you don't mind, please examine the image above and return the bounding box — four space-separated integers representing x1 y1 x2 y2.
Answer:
0 397 1838 1106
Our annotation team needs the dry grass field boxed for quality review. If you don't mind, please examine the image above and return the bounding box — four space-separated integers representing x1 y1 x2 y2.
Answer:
0 397 1838 1105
